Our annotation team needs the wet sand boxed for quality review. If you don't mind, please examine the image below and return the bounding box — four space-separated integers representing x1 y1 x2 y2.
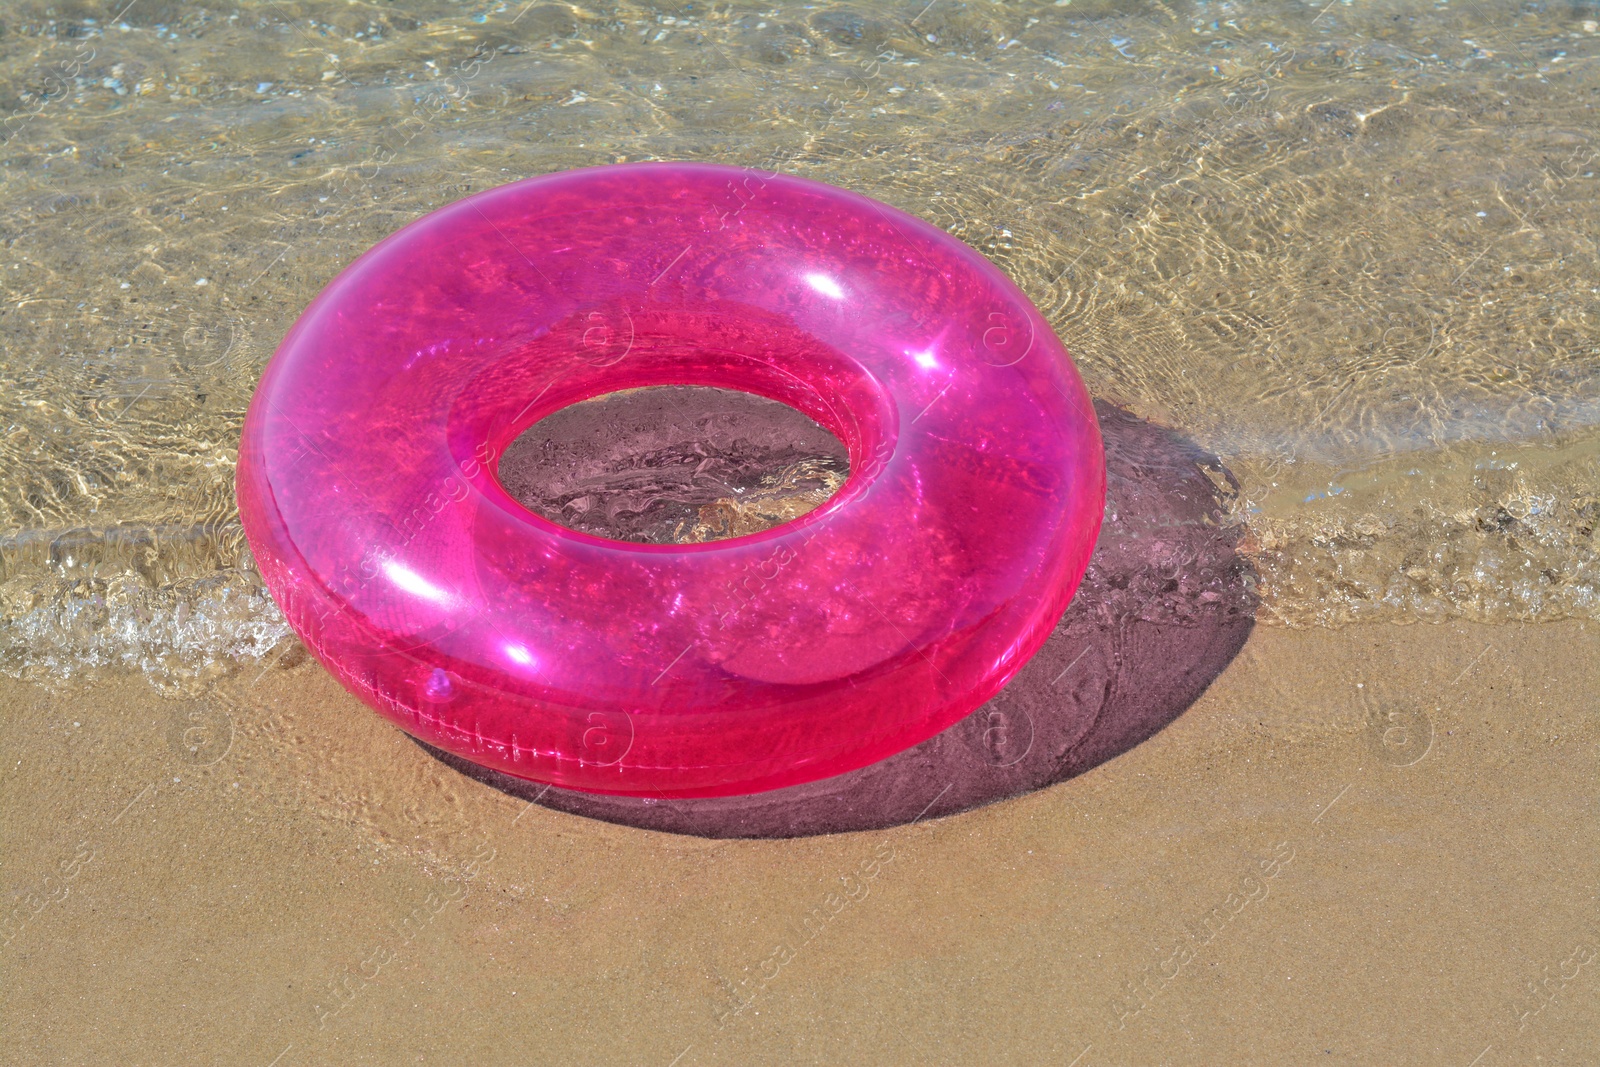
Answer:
4 618 1595 1065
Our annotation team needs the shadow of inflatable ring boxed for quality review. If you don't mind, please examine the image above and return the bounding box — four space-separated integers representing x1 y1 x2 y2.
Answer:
420 398 1258 838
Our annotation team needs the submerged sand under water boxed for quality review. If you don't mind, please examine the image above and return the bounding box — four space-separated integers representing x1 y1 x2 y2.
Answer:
1 0 1597 1062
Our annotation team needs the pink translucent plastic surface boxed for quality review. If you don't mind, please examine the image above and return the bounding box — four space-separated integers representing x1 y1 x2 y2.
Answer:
236 162 1105 798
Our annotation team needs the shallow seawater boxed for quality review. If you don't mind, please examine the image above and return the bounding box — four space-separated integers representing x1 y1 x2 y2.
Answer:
2 1 1596 1063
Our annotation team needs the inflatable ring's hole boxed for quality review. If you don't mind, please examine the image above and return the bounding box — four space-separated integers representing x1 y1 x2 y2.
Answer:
497 385 851 545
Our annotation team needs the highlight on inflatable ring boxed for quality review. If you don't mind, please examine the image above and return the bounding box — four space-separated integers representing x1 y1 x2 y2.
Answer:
237 162 1105 798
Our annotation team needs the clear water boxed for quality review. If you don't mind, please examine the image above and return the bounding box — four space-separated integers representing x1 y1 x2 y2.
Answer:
2 0 1597 687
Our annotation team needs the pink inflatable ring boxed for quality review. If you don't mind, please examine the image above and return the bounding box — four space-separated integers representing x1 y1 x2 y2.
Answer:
237 162 1104 798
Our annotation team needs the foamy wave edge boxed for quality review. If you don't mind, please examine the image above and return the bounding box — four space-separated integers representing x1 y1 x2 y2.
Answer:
2 503 1596 684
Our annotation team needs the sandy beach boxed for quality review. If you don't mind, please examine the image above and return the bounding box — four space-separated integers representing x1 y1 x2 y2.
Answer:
4 617 1595 1064
2 0 1597 1062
